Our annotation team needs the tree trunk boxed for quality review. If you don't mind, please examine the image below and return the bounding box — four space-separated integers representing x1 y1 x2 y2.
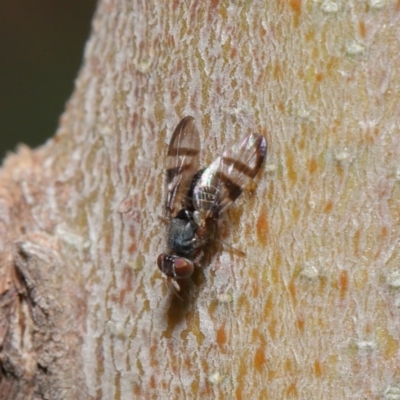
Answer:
1 1 400 398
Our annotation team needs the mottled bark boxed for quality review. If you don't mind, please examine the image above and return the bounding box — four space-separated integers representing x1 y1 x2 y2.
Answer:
1 0 400 399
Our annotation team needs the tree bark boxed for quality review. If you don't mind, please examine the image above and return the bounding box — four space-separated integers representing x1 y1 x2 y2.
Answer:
1 0 400 399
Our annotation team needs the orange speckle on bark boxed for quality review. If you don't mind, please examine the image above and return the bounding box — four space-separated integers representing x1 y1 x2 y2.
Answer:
254 346 267 372
251 278 260 298
133 382 142 396
256 205 269 246
128 242 137 254
210 0 220 9
123 265 133 286
286 150 298 185
324 200 333 213
290 0 301 14
146 181 155 196
289 0 302 27
216 326 227 347
272 252 281 285
166 34 175 48
118 266 134 305
353 229 360 257
376 327 399 359
298 136 305 150
296 316 305 333
286 382 298 397
339 270 349 300
268 318 277 340
305 29 314 42
105 231 112 253
289 280 297 305
191 379 200 396
236 358 247 400
205 0 220 24
285 358 293 372
308 158 318 173
384 335 399 359
235 385 243 400
171 90 178 102
292 204 300 223
252 328 267 345
237 293 250 313
274 61 282 81
380 226 388 239
359 20 366 38
326 57 335 73
149 374 156 389
149 343 159 368
315 72 323 82
314 359 323 377
336 163 344 178
263 294 273 318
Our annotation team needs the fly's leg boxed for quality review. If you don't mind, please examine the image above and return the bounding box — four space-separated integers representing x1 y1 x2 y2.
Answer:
193 250 204 267
216 239 246 257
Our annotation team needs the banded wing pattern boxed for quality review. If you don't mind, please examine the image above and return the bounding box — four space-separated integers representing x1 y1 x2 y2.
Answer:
165 116 200 218
192 132 267 217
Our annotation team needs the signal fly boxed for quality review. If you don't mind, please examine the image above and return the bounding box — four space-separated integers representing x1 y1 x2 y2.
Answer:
157 116 267 292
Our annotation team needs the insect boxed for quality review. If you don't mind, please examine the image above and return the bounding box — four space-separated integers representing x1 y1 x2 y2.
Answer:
157 116 267 291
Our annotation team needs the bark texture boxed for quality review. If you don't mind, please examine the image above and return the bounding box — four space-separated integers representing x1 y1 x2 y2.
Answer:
1 0 400 399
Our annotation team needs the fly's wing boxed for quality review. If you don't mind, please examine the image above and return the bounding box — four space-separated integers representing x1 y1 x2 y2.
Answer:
192 133 267 218
165 116 201 218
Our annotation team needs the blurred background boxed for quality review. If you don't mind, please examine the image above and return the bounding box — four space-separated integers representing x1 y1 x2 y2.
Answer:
0 0 97 162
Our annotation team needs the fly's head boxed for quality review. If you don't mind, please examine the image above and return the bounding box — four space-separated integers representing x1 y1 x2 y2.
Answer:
157 253 195 281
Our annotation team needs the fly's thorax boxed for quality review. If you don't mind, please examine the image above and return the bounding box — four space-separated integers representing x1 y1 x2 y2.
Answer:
167 209 198 256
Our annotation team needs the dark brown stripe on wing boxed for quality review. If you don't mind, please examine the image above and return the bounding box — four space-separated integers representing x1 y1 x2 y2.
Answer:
215 171 243 201
222 157 260 178
222 135 267 178
222 135 266 178
167 147 200 157
166 164 192 183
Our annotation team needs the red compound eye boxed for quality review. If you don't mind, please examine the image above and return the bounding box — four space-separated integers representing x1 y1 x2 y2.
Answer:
157 254 194 279
173 257 194 278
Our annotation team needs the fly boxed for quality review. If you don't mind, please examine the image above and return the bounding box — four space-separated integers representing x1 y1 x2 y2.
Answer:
157 116 267 292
